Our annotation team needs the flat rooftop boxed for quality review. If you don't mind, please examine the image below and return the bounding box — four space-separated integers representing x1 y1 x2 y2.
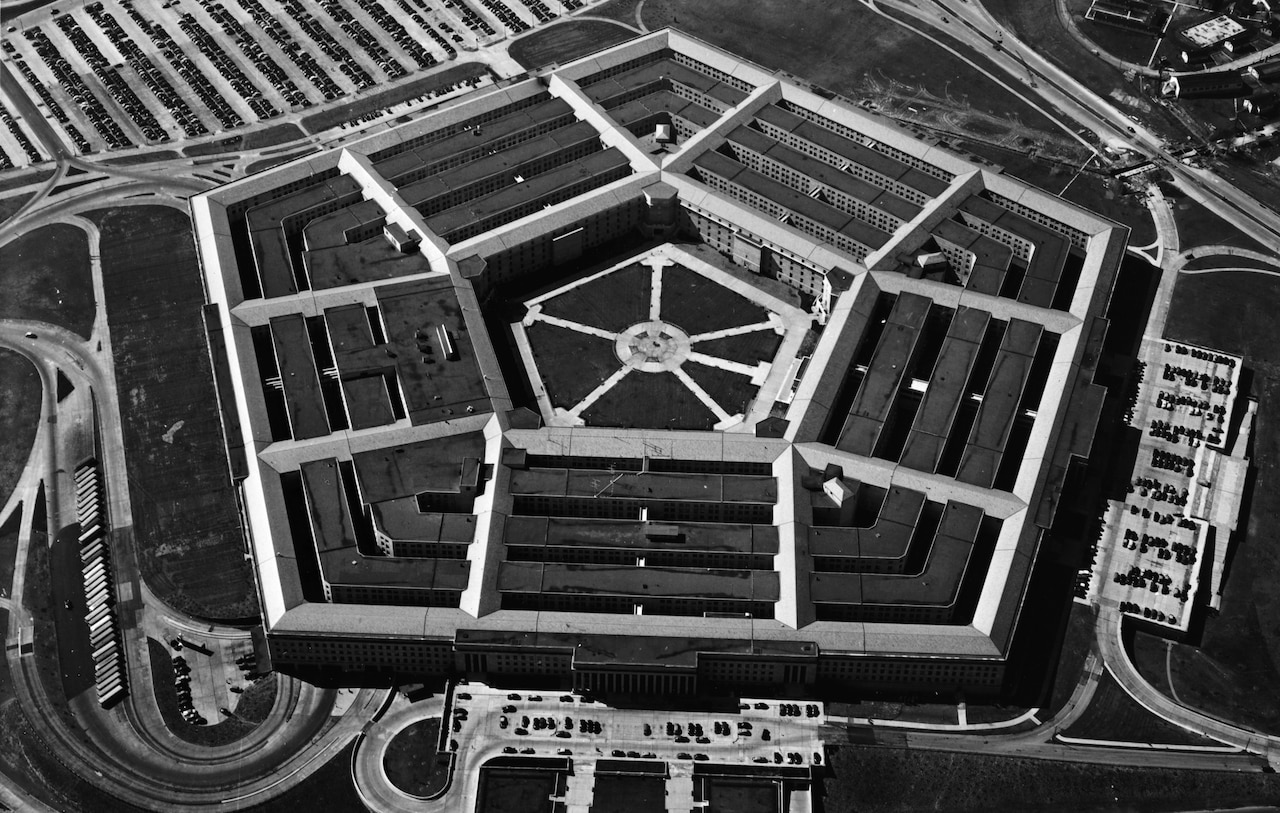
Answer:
194 28 1126 684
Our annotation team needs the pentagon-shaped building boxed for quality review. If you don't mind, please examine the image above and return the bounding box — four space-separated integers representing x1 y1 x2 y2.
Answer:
193 29 1125 698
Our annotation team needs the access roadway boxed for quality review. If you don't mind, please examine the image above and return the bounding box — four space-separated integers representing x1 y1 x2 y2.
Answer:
0 317 382 810
882 0 1280 249
355 685 825 813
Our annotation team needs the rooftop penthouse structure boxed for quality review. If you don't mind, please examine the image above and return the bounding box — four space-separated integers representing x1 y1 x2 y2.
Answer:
193 29 1127 699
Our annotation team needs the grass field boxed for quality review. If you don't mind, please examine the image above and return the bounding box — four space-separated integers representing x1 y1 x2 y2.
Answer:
300 64 488 133
0 508 19 599
0 222 96 339
0 702 143 813
1169 197 1275 255
1182 255 1280 273
100 151 183 166
244 740 366 813
476 767 560 813
90 206 255 620
525 322 620 409
182 123 306 157
0 169 56 194
508 20 639 70
1162 270 1280 733
1061 668 1216 745
538 263 651 332
660 265 768 335
245 149 317 176
592 775 666 813
582 370 717 429
693 331 781 367
981 0 1154 121
683 360 756 418
704 777 777 813
0 350 42 510
633 0 1064 131
821 745 1280 812
0 192 33 224
383 718 450 797
1042 603 1096 720
954 138 1157 246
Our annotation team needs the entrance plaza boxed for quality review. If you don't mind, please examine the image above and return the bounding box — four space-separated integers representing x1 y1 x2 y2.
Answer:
193 29 1129 698
355 682 824 812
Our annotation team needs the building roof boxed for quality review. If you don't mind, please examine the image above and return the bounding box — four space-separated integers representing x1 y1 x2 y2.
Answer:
193 27 1125 680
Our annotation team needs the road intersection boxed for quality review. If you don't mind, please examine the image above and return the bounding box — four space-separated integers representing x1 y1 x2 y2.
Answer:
2 0 1280 809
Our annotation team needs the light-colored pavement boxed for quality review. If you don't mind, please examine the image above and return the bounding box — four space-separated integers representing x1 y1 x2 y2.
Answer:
355 684 826 813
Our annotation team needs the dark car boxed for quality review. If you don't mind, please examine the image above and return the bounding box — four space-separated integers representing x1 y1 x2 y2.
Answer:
611 750 625 758
674 736 690 744
503 746 517 754
508 693 521 700
514 728 528 736
696 736 710 744
457 692 471 700
499 717 509 729
559 695 574 702
754 702 768 710
677 752 692 760
694 754 708 761
503 705 517 714
643 724 652 736
555 730 571 738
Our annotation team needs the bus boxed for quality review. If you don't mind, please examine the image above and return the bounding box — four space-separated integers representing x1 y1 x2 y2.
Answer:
92 641 117 662
88 616 112 636
80 540 105 560
86 605 110 625
98 684 127 707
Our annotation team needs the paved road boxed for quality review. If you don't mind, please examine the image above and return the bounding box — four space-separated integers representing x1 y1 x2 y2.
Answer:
902 0 1280 249
0 319 380 810
356 686 826 812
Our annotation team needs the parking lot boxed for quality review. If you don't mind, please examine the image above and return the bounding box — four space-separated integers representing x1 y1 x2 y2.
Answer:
3 0 605 157
450 683 827 769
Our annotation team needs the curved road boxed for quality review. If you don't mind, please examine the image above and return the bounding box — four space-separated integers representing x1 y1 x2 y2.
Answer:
0 318 378 810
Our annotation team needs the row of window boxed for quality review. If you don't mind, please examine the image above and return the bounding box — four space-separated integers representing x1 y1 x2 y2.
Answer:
753 118 930 207
730 142 907 236
681 208 825 298
504 545 772 570
575 49 670 88
269 634 1003 691
779 100 954 183
670 52 755 94
985 190 1088 249
500 592 774 619
957 211 1034 262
